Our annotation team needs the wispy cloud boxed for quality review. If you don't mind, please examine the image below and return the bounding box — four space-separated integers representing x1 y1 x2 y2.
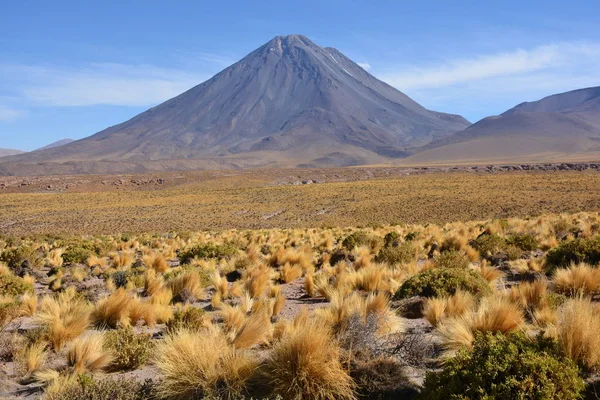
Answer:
380 42 600 90
0 63 210 107
376 41 600 119
0 105 25 122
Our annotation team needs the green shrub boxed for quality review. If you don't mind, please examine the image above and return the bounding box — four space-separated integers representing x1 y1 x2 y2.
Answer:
383 231 401 248
179 243 238 264
420 332 584 400
0 273 33 296
470 234 506 256
394 267 491 299
545 237 600 271
374 242 415 266
471 234 523 261
47 375 153 400
105 328 153 371
433 250 470 269
0 246 39 270
166 307 206 333
342 231 380 251
62 246 92 265
506 233 539 251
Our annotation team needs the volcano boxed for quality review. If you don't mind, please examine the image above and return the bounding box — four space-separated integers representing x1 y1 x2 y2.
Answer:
0 34 469 175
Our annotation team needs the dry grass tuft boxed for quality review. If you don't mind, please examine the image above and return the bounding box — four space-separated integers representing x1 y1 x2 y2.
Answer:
556 298 600 370
168 271 205 303
142 251 169 273
35 288 91 350
67 333 114 374
154 327 256 400
92 288 133 328
554 263 600 296
233 311 272 349
260 318 355 400
508 279 548 311
439 296 524 353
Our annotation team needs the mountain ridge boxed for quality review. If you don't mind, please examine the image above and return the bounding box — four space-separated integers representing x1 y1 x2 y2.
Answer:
405 86 600 165
0 34 469 175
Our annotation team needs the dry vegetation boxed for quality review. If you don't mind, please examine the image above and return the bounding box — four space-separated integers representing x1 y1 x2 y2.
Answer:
0 171 599 235
2 189 600 397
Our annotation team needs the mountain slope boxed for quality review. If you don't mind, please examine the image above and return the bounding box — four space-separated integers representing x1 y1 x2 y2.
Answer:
0 34 468 175
406 87 600 164
36 138 75 151
0 149 24 158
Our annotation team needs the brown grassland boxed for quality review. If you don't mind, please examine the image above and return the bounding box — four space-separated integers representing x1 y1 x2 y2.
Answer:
1 170 600 235
1 168 600 399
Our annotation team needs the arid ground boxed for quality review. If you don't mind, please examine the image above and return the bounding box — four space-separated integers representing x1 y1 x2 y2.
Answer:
1 166 600 235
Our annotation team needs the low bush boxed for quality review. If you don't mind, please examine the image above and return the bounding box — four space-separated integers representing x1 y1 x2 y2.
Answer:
166 306 207 333
545 237 600 271
374 242 415 265
342 231 380 251
351 357 419 400
47 375 153 400
471 234 523 260
433 250 470 269
1 246 41 271
383 231 401 248
470 234 506 256
420 332 584 400
394 267 492 299
506 233 540 251
62 246 93 265
179 243 238 264
0 272 34 296
105 328 153 371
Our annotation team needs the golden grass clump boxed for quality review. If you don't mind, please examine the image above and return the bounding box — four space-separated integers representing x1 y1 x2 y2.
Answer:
154 327 257 400
233 311 273 349
439 296 524 353
167 271 205 303
142 251 169 273
260 318 355 400
109 251 134 269
424 290 475 327
553 263 600 296
508 279 548 311
20 292 38 316
317 292 403 337
16 341 48 376
477 262 504 284
556 298 600 370
66 333 114 374
35 287 91 350
243 264 272 298
45 248 64 268
280 262 303 283
92 288 133 328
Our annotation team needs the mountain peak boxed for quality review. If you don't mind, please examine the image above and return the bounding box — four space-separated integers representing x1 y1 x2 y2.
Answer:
0 35 469 175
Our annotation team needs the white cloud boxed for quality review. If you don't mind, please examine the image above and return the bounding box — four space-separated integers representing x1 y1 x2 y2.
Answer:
0 105 25 122
1 63 209 107
375 41 600 120
357 62 371 71
380 42 600 90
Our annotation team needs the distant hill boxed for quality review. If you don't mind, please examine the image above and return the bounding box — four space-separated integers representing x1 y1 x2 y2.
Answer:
36 138 75 151
0 34 468 175
0 149 25 158
406 87 600 164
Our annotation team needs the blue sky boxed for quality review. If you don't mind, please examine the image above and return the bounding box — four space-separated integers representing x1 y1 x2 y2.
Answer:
1 0 599 151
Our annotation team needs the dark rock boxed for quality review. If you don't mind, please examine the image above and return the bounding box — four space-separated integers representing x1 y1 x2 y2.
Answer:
226 269 243 282
395 296 426 319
